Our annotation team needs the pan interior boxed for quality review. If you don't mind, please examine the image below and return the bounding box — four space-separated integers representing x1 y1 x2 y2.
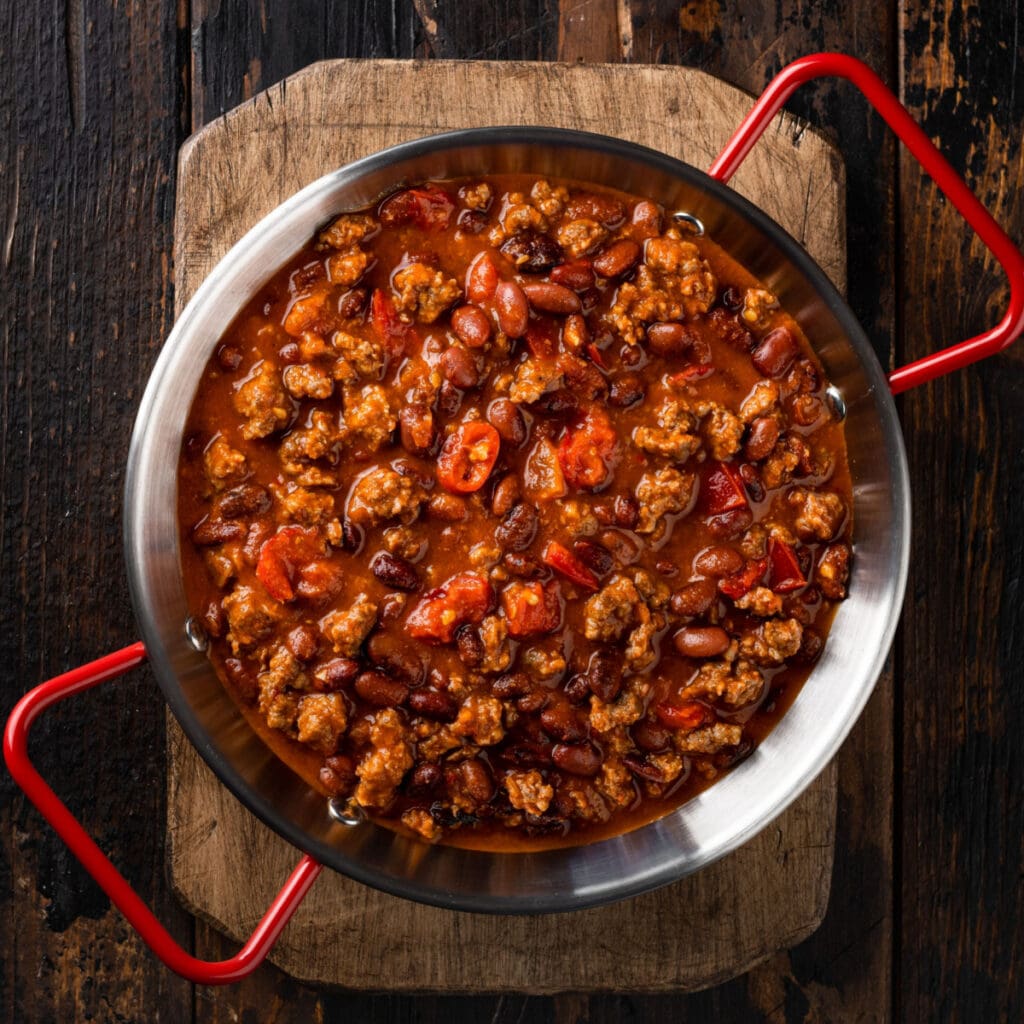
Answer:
125 128 909 913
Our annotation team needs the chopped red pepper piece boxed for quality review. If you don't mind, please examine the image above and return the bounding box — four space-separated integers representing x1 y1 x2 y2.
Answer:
436 422 501 493
502 580 562 638
719 556 769 600
768 537 807 593
370 288 414 358
256 526 323 602
542 541 599 592
379 185 455 230
524 317 560 359
655 701 711 731
407 572 494 643
703 461 748 516
557 406 618 491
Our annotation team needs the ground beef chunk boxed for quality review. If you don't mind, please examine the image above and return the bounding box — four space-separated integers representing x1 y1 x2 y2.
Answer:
633 398 701 463
319 594 378 656
583 574 643 643
282 363 334 400
332 330 386 379
762 434 809 489
596 759 635 810
347 466 425 526
340 384 397 452
452 694 505 746
296 693 348 753
733 586 783 617
283 288 336 338
509 358 563 405
204 437 247 490
557 779 611 823
521 644 567 681
559 500 599 537
503 202 547 235
740 618 804 665
679 660 764 708
817 542 851 599
557 218 607 258
259 645 308 694
354 709 413 809
672 722 743 755
635 467 695 535
317 212 378 250
589 678 650 733
275 486 338 529
261 690 300 733
279 410 340 479
530 179 568 218
234 361 291 440
223 585 284 653
401 807 442 842
789 489 846 541
478 615 511 673
698 403 744 462
505 769 554 816
326 249 371 287
739 380 780 423
460 182 493 211
583 570 668 672
739 287 779 329
392 262 461 323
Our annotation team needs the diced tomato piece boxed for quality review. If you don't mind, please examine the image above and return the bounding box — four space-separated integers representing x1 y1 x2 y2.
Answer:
256 526 323 602
557 406 618 491
768 537 808 593
719 556 769 600
466 251 500 303
436 422 501 493
542 541 599 592
655 701 711 731
524 317 559 358
502 581 562 638
703 461 748 515
370 288 414 358
585 342 607 368
407 572 494 643
379 185 455 230
294 560 345 602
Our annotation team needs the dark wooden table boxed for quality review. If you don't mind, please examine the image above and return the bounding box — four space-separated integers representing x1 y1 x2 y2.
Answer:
2 2 1022 1021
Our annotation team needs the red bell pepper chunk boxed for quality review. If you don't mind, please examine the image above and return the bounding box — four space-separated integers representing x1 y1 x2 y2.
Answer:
558 406 619 491
407 572 494 643
655 701 710 731
703 461 748 516
768 537 807 594
379 185 455 230
436 422 501 494
719 556 769 600
524 317 560 359
256 526 323 602
541 541 599 592
370 288 414 358
501 581 562 638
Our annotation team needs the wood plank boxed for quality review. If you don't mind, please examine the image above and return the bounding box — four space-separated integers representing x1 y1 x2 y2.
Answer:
171 56 844 993
0 1 194 1021
897 4 1024 1019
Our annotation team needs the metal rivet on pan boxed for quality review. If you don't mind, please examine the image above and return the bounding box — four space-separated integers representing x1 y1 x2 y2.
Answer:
328 797 366 827
672 211 705 237
825 384 847 422
184 616 209 653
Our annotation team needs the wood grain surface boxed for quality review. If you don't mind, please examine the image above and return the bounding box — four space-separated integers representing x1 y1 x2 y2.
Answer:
1 1 1020 1021
169 56 843 992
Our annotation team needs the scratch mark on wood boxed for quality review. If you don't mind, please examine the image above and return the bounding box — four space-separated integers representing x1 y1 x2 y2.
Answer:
64 0 86 131
3 147 20 270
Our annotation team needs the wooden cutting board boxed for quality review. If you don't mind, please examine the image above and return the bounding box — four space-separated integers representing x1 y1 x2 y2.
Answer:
169 58 845 993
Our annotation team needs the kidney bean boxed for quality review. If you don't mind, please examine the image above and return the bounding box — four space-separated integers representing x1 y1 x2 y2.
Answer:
201 600 226 638
522 281 582 314
795 627 824 665
495 280 529 338
720 286 743 312
278 342 300 365
540 702 587 742
705 308 755 352
563 673 591 705
670 578 718 617
633 718 670 752
499 232 563 273
562 313 590 352
378 593 408 625
673 625 731 659
503 551 542 577
552 742 602 777
495 501 538 551
631 200 662 238
370 551 420 591
744 416 780 462
314 657 360 690
214 483 270 519
529 387 578 416
366 632 424 684
467 251 499 302
191 518 244 545
338 287 368 318
285 624 319 662
694 545 745 578
217 345 243 371
440 346 480 388
437 379 463 418
565 194 626 227
738 463 765 503
608 372 645 408
647 322 698 357
407 761 443 796
623 753 667 782
491 473 521 517
456 625 485 667
341 519 364 553
752 326 799 377
588 648 623 702
408 688 458 721
319 754 356 797
487 397 528 446
355 670 409 708
550 260 595 291
788 393 823 427
599 529 640 566
399 403 435 456
573 539 614 576
451 758 494 803
451 304 492 347
517 691 547 714
592 239 641 278
457 209 488 235
222 657 257 701
707 508 754 540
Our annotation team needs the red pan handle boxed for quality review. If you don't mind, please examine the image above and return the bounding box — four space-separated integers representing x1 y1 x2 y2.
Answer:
2 643 322 984
709 52 1024 395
